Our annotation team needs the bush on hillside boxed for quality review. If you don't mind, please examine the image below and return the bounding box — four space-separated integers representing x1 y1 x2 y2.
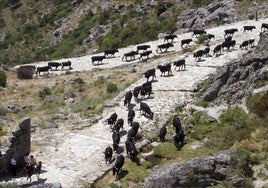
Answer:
39 87 51 99
246 91 268 118
106 82 118 93
0 71 7 87
17 65 36 79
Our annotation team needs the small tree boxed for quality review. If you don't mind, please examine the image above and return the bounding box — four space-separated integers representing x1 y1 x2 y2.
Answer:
17 65 35 79
0 71 7 87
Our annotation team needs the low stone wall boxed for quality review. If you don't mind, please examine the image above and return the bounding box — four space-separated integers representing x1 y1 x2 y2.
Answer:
0 117 31 177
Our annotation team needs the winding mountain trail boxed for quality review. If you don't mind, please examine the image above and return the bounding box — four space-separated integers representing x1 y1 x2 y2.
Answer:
8 18 268 187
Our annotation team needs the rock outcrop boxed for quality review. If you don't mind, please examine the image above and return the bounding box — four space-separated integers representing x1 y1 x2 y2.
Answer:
144 149 252 188
198 31 268 105
176 1 237 31
0 117 31 176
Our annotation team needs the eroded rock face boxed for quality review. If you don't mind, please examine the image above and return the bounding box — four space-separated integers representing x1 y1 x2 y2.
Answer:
198 32 268 105
144 149 251 188
176 0 237 30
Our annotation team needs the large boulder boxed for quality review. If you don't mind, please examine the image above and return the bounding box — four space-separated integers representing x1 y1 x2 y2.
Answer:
176 0 237 31
144 149 252 188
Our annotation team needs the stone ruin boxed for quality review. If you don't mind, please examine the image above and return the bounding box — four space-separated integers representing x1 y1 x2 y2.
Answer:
0 117 31 177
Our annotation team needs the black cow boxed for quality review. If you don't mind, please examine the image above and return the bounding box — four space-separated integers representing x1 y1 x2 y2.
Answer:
144 69 156 82
156 43 174 53
243 25 256 32
203 47 210 57
206 34 215 40
48 62 61 70
127 108 135 125
36 66 51 75
140 102 154 119
174 131 186 148
140 81 152 98
104 49 119 58
213 44 222 56
124 90 132 108
240 40 249 49
125 137 138 161
127 122 140 140
127 128 136 139
91 55 106 65
113 155 125 179
181 39 192 48
261 23 268 31
133 86 141 100
224 36 233 42
107 112 117 128
224 28 238 36
122 51 139 61
112 132 120 153
173 115 182 134
61 61 72 69
248 39 255 48
221 40 236 51
164 34 177 43
173 59 186 71
139 50 152 60
112 118 124 133
159 125 167 142
157 63 172 76
193 50 204 61
192 29 206 37
131 121 140 137
136 45 151 52
104 146 113 164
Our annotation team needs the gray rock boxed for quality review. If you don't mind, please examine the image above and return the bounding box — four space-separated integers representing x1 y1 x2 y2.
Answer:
144 149 251 188
44 123 58 129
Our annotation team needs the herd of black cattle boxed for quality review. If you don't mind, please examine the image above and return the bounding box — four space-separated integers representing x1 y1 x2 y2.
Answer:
100 22 268 179
33 22 268 179
35 23 268 77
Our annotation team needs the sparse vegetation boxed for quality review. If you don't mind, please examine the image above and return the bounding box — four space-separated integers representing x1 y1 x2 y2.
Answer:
0 71 7 87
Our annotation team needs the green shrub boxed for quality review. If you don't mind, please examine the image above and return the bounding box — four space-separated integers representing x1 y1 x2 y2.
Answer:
246 91 268 118
17 65 35 79
197 34 208 44
39 87 51 99
231 149 253 177
153 142 178 159
205 107 257 150
0 107 7 116
0 71 7 87
106 82 117 93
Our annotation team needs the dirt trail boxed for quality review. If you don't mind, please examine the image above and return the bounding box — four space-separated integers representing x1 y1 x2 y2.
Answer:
6 18 268 187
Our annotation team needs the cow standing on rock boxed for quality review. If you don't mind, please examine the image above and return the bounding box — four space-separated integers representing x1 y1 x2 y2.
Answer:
159 125 167 142
173 114 182 134
113 155 125 179
104 146 113 164
157 63 172 76
173 59 186 71
107 112 117 128
128 108 135 125
144 69 156 82
124 90 132 108
112 132 120 153
125 137 138 161
140 102 154 119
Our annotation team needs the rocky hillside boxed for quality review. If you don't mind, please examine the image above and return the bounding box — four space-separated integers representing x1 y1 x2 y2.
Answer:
0 0 267 67
144 31 268 188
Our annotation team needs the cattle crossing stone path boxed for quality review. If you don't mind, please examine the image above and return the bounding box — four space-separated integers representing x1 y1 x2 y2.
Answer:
6 18 268 187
